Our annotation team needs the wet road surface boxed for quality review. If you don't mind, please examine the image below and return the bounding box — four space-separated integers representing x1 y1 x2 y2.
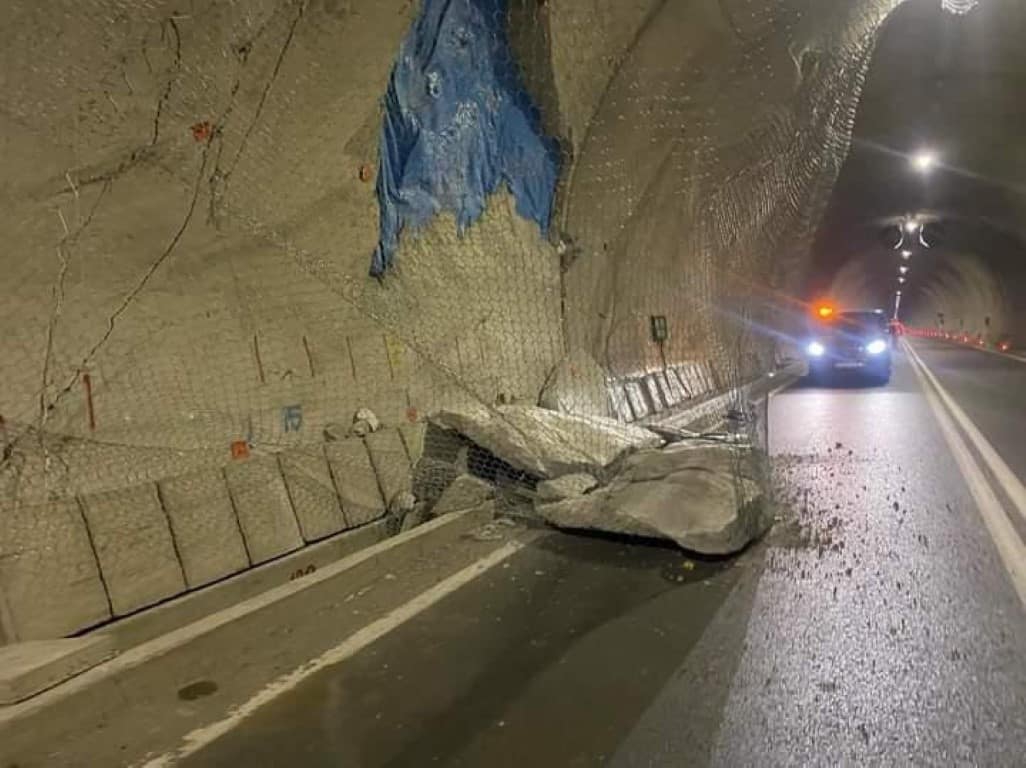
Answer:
182 339 1026 767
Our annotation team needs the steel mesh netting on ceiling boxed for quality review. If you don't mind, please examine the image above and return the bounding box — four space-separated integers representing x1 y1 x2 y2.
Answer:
0 0 899 621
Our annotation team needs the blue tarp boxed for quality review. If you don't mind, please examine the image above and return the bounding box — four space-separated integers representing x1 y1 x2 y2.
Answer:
370 0 560 277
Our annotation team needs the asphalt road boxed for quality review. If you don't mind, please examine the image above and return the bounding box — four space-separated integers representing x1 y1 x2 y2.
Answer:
182 339 1026 768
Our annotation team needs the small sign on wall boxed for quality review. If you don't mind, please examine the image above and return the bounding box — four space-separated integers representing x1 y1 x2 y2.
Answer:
650 315 669 343
282 404 303 433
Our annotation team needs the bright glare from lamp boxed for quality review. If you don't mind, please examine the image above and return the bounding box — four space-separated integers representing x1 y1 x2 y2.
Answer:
901 250 912 259
899 265 909 274
807 341 826 358
904 220 920 233
866 339 888 355
912 151 937 173
898 276 906 284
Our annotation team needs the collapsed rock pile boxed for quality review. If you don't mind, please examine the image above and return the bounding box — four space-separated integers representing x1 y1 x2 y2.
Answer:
423 404 772 554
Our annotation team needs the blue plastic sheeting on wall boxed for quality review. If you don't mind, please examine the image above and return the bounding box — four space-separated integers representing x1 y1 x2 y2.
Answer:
370 0 560 277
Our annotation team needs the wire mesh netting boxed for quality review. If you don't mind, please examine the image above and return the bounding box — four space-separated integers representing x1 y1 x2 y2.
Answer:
0 0 898 640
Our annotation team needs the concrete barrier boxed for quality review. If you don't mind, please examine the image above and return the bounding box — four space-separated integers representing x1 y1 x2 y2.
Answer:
365 428 412 506
279 449 348 543
324 439 386 527
643 374 667 413
79 484 186 616
0 498 111 641
398 422 427 467
224 456 304 565
607 383 633 423
623 381 650 420
158 468 250 589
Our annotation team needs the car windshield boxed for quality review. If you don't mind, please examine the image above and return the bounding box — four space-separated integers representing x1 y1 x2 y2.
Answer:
837 311 888 335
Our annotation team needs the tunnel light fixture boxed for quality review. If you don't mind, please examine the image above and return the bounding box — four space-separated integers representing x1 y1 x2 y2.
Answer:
815 304 835 319
901 250 912 259
943 0 979 15
898 276 907 284
899 265 909 275
911 151 938 173
904 219 920 233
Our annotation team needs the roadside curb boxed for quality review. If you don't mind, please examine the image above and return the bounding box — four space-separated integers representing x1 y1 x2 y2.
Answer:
649 362 803 433
0 506 492 725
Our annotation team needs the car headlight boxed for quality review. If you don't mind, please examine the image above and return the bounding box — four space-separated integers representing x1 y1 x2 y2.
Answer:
866 339 888 355
806 341 826 357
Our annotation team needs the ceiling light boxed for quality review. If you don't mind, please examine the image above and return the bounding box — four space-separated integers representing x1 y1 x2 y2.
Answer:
912 151 937 173
943 0 979 15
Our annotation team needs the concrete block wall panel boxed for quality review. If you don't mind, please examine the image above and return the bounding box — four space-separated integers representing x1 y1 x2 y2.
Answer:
364 429 413 508
662 370 687 405
0 498 111 642
324 439 386 529
79 485 186 616
398 423 427 468
653 371 678 407
223 457 304 566
608 385 634 423
669 368 692 399
642 375 667 413
623 382 650 422
278 449 348 543
157 469 251 589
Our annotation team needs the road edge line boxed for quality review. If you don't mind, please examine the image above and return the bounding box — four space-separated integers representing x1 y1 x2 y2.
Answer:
138 540 525 767
904 341 1026 607
904 340 1026 523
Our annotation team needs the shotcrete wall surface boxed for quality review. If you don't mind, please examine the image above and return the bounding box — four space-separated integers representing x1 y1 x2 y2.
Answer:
1 0 903 641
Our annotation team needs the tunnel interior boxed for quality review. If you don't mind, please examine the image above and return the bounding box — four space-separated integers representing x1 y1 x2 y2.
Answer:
808 0 1026 341
1 0 1023 643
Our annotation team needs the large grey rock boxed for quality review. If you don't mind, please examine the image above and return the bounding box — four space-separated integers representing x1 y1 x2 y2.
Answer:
535 442 770 555
539 349 611 418
432 474 495 515
324 438 386 528
279 449 348 543
224 456 304 565
159 468 250 588
0 498 111 640
430 404 662 479
79 484 186 615
536 473 599 502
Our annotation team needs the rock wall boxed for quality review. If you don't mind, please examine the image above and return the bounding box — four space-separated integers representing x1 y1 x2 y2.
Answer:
1 0 909 640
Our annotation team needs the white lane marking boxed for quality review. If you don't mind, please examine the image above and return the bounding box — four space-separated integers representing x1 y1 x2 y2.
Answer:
905 341 1026 524
139 540 524 767
923 337 1026 364
904 342 1026 607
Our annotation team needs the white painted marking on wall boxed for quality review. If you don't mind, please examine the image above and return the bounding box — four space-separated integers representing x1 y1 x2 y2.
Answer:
138 540 524 767
905 341 1026 524
904 341 1026 607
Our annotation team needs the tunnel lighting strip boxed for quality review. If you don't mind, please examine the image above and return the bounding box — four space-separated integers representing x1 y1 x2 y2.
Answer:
942 0 979 14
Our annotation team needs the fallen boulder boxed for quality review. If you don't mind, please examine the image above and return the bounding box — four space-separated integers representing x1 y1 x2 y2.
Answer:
432 474 495 515
535 441 771 555
536 473 598 502
430 403 662 479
